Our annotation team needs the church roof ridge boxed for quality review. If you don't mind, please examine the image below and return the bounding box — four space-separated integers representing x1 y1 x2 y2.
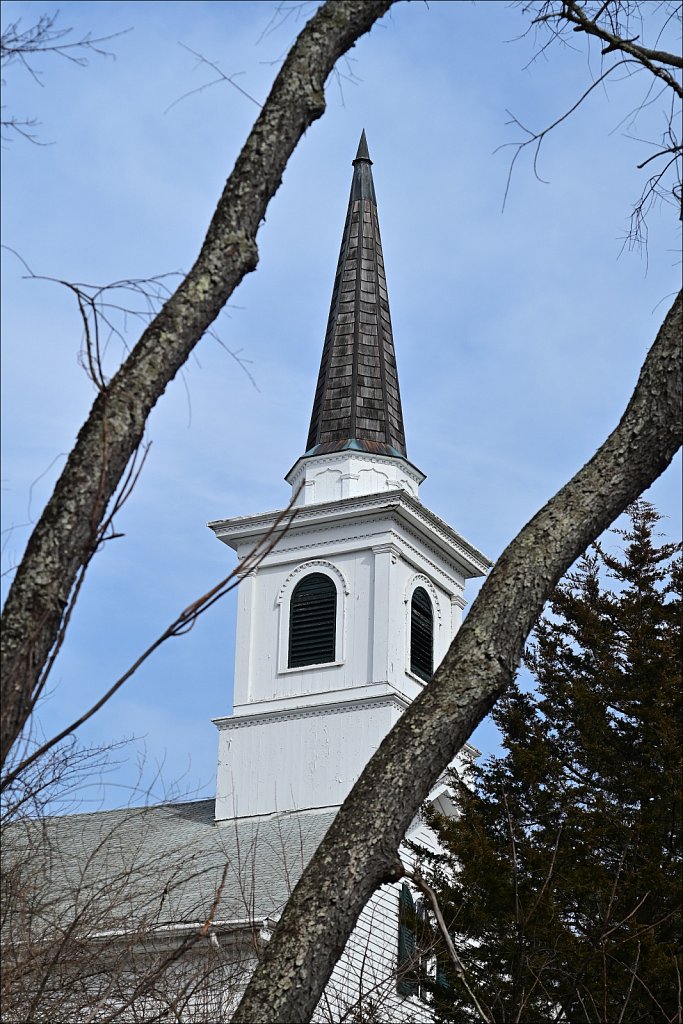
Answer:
305 133 407 459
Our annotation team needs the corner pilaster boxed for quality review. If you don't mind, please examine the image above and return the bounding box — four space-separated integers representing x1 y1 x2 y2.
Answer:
371 542 401 683
232 569 256 707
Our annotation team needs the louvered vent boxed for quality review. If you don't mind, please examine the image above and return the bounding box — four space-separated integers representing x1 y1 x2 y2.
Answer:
288 572 337 668
410 587 433 681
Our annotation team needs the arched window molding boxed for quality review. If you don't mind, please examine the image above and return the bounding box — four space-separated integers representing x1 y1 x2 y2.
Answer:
277 560 347 673
404 574 442 623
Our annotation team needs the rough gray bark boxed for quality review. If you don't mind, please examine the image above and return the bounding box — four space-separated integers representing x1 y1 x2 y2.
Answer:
231 290 682 1024
0 0 396 771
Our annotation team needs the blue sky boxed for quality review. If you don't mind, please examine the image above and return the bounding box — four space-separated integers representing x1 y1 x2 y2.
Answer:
2 0 680 809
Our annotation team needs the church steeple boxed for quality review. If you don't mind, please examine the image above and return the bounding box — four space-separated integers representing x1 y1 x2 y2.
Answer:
210 135 491 821
306 132 407 459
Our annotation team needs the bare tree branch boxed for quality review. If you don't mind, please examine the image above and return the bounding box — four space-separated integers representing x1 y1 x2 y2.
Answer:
164 43 263 115
512 2 682 247
0 0 398 771
534 1 683 90
1 493 299 793
1 11 128 143
1 249 257 397
1 13 122 71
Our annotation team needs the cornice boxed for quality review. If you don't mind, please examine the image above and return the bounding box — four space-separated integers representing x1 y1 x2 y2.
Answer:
398 497 491 576
236 524 463 593
209 490 404 536
371 541 401 559
393 530 463 591
285 449 425 487
224 518 466 595
209 490 490 578
213 693 408 730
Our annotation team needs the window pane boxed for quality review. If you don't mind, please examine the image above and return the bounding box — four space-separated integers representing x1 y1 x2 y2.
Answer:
411 587 433 681
288 572 337 668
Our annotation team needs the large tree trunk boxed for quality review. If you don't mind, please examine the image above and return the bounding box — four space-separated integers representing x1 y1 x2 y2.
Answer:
231 291 682 1023
0 0 397 770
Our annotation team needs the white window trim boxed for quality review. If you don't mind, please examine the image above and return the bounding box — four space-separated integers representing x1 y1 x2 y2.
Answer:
276 560 348 674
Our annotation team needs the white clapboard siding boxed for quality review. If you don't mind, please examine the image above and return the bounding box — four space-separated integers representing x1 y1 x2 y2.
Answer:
315 815 446 1024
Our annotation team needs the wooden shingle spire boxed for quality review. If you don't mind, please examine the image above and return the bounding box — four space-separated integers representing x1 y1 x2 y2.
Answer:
305 132 407 458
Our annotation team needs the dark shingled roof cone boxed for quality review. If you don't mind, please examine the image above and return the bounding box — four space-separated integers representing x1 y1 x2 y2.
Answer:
305 132 407 459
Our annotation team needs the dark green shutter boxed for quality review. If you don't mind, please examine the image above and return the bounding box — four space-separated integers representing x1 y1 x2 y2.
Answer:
397 882 418 997
436 955 450 992
288 572 336 668
410 587 433 681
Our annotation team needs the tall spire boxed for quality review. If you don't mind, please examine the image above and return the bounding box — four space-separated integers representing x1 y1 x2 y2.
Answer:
305 132 407 459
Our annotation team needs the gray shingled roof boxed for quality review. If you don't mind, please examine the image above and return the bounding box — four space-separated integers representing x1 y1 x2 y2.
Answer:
306 132 407 459
10 800 336 933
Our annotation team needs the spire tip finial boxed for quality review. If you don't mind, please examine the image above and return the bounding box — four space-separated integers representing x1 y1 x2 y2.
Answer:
353 129 371 164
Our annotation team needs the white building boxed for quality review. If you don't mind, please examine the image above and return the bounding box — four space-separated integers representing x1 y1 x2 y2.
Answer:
9 133 490 1023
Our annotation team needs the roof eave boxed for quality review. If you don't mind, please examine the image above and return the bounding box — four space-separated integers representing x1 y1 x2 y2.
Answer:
208 490 491 579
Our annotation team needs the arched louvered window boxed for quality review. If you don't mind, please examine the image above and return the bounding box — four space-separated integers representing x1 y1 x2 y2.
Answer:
288 572 337 668
410 586 433 681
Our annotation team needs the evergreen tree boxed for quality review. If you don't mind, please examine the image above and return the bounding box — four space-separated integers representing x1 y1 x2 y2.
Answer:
423 501 682 1023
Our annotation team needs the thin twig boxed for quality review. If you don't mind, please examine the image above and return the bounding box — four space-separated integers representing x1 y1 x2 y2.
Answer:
2 490 300 791
165 43 262 115
402 865 493 1024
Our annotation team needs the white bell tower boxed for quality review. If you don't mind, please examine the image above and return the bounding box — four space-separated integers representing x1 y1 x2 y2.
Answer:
210 133 489 821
